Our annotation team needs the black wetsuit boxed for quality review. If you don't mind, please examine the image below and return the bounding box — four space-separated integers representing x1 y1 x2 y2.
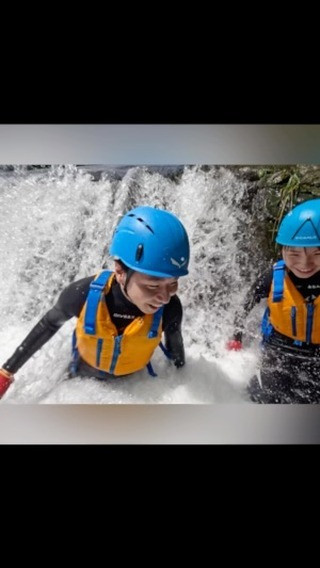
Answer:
235 268 320 403
2 276 185 378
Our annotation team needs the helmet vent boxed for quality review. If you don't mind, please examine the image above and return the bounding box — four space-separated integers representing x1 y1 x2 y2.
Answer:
135 244 144 261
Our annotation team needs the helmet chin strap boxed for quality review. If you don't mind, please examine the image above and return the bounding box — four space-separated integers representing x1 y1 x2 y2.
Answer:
122 268 135 302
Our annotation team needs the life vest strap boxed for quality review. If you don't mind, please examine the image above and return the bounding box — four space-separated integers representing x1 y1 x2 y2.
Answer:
261 307 274 339
148 306 164 338
84 270 112 334
147 361 158 377
272 260 286 303
159 341 172 359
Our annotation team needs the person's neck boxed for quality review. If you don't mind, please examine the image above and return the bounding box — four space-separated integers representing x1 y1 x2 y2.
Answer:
119 282 135 306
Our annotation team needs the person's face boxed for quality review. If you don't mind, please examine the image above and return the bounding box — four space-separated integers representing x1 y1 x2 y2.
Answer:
282 246 320 278
114 263 178 314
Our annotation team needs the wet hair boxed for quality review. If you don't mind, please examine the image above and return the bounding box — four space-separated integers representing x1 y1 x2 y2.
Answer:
116 259 129 272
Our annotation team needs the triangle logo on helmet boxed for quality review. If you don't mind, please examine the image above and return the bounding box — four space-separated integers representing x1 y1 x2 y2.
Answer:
292 218 320 241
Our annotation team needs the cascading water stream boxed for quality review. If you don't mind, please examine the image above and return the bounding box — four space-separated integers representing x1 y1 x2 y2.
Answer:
0 165 263 403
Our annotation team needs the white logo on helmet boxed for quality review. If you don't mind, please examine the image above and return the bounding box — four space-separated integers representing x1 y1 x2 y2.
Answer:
294 236 317 239
170 257 187 268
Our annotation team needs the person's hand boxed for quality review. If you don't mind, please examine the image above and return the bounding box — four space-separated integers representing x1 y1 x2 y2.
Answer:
0 368 14 399
225 340 243 351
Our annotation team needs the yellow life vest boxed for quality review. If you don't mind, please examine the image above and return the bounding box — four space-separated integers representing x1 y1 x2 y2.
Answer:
268 264 320 344
75 271 163 375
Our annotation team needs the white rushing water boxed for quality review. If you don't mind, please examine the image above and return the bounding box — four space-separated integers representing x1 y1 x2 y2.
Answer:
0 165 264 403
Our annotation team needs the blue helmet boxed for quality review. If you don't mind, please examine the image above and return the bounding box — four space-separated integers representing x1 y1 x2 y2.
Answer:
109 206 190 278
276 198 320 247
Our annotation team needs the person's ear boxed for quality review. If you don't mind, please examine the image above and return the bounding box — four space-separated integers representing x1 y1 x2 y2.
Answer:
114 261 126 285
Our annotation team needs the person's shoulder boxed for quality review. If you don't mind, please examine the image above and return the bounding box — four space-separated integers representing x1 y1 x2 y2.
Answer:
64 275 95 292
64 270 115 299
54 275 97 318
58 276 95 302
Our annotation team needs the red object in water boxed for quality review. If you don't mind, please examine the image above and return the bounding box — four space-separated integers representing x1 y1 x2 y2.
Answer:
226 340 243 351
0 370 14 399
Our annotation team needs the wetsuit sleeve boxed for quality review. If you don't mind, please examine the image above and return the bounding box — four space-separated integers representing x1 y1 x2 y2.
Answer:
2 277 94 374
233 269 273 342
162 295 185 368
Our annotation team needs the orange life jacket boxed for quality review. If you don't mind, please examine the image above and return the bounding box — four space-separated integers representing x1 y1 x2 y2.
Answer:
75 271 163 375
266 261 320 344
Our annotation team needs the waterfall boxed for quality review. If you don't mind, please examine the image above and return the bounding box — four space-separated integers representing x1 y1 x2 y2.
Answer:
0 165 262 403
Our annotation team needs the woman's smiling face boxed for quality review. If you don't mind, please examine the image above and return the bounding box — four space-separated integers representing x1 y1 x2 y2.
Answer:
282 246 320 278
